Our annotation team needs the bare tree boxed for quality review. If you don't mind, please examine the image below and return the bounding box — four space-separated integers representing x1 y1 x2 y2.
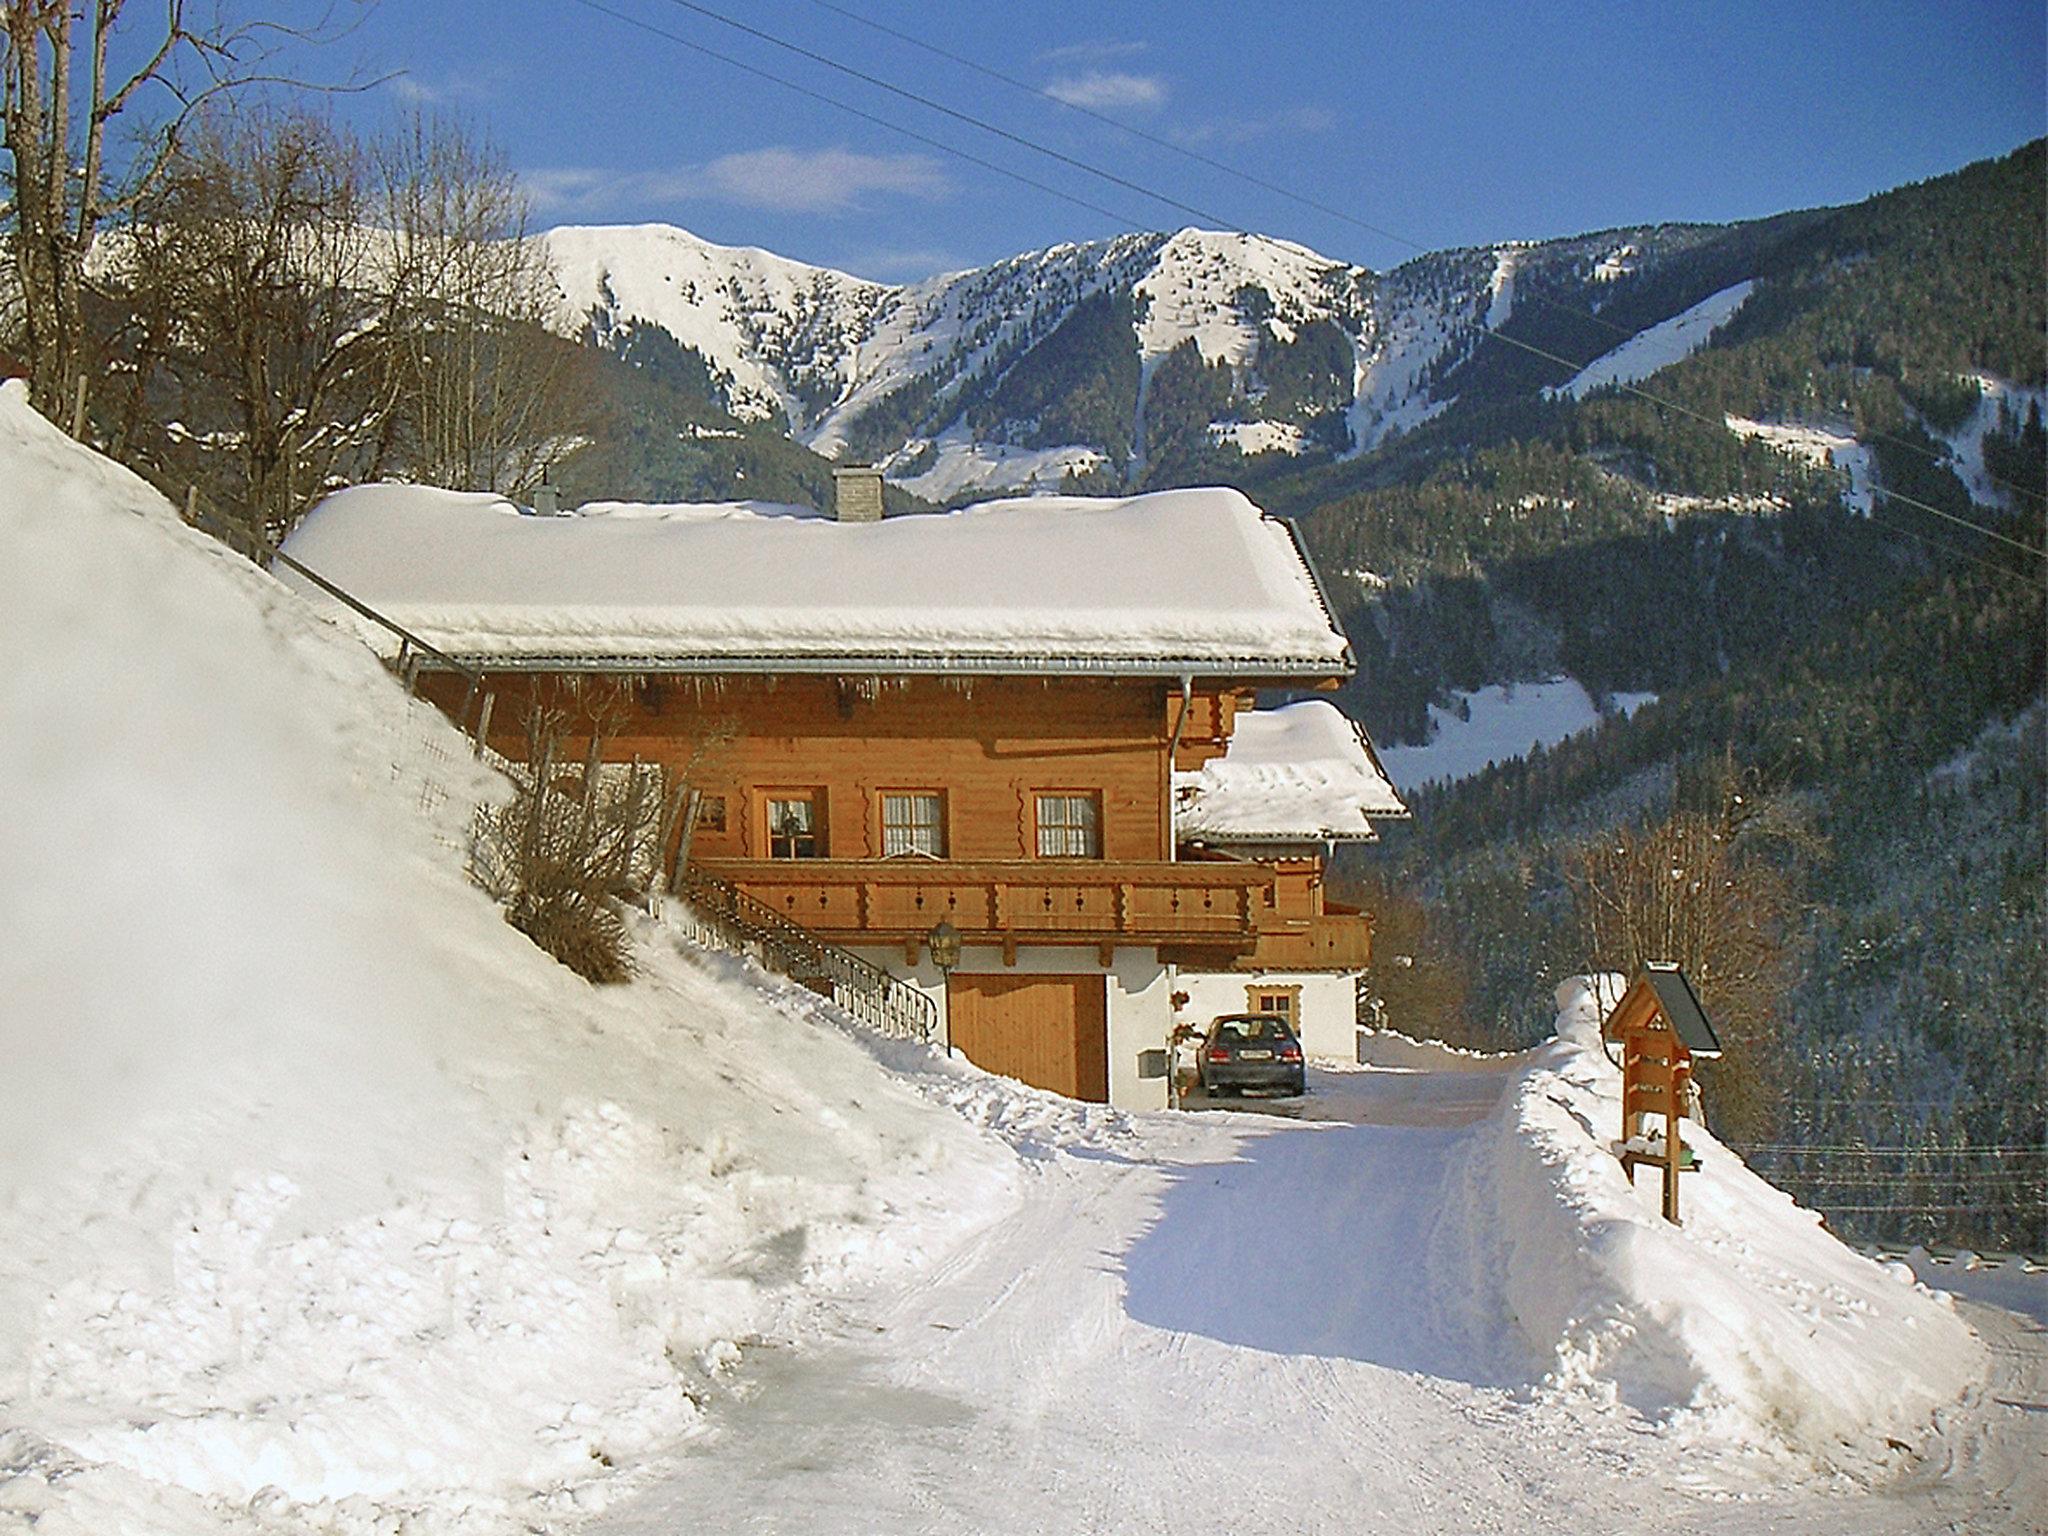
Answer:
367 112 583 496
121 108 397 537
1565 761 1816 1140
118 105 577 538
1 1 365 422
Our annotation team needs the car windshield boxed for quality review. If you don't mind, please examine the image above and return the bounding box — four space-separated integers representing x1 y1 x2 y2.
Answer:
1212 1016 1291 1042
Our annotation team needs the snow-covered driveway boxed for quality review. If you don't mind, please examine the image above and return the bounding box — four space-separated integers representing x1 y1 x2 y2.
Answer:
592 1056 2046 1536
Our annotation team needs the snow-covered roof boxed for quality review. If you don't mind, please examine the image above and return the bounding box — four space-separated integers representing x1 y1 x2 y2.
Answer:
1174 700 1407 844
278 484 1353 677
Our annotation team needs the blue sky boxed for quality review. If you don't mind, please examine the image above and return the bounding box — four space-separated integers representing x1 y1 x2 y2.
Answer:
303 0 2041 280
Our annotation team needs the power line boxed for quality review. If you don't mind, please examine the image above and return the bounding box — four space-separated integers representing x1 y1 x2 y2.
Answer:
644 0 1238 233
805 0 2047 510
569 0 2047 564
1737 1143 2048 1155
800 0 1415 259
561 0 1147 232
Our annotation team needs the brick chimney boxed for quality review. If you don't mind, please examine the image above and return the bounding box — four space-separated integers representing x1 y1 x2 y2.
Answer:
831 464 885 523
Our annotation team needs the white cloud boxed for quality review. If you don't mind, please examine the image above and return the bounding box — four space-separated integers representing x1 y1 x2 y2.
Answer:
701 147 950 212
524 147 950 218
1044 71 1168 111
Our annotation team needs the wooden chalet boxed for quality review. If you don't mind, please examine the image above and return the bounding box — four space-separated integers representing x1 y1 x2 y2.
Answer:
1172 699 1407 1059
281 471 1404 1107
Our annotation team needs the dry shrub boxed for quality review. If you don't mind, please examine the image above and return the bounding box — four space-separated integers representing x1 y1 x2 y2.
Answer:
473 685 682 984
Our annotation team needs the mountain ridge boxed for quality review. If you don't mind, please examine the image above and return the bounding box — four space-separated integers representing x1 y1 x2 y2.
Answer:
541 213 1770 501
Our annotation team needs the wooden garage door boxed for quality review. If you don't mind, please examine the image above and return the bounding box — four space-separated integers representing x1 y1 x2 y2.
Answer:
946 973 1108 1102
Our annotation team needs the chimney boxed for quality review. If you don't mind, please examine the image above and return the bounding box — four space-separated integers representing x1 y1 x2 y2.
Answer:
533 479 560 517
831 464 885 523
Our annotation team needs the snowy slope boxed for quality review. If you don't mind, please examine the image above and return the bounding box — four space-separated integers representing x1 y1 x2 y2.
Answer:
1378 678 1657 792
1554 280 1754 399
0 381 1015 1532
1917 372 2048 508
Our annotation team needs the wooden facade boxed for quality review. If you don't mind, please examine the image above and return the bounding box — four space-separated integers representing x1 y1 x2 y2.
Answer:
420 666 1373 1097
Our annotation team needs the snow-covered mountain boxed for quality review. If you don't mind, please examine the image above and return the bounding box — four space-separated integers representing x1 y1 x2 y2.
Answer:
541 219 1745 500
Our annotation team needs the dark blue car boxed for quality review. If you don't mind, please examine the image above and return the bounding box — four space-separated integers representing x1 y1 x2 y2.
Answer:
1199 1014 1306 1097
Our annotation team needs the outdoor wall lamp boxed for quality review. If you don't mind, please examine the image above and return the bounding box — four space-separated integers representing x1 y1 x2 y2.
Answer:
926 918 962 1054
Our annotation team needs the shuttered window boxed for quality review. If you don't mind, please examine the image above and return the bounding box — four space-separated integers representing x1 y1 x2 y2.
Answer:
1035 793 1102 858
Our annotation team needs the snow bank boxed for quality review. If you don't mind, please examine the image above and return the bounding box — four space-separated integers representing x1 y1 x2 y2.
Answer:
0 381 1013 1531
1174 699 1405 842
1554 281 1754 399
280 483 1350 673
1457 977 1984 1468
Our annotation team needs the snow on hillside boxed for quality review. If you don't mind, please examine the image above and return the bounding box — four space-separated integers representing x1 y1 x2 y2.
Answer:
1378 678 1655 792
1208 418 1306 455
545 223 888 427
1342 246 1508 455
891 427 1105 502
0 381 1013 1531
1918 372 2048 508
1726 414 1878 513
1132 228 1364 368
1556 281 1754 399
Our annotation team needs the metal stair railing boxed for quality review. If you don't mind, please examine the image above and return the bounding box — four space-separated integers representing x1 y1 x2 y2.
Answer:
674 866 939 1044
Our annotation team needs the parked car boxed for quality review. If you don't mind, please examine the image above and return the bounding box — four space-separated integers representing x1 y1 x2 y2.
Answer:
1199 1014 1306 1097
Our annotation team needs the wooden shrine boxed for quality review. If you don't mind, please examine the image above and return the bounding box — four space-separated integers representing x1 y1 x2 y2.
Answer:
1604 963 1722 1225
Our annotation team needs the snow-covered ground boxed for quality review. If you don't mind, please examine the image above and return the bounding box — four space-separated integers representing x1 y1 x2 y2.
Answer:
1556 281 1754 399
595 987 2040 1535
1378 678 1657 793
1207 417 1307 455
5 384 2038 1533
1726 414 1879 513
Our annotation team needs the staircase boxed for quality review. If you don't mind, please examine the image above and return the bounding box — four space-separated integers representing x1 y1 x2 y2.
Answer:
674 866 940 1044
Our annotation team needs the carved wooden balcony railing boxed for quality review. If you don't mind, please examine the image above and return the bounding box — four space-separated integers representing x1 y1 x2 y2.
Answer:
693 858 1271 958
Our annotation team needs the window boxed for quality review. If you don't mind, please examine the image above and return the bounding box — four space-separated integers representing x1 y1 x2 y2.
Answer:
694 793 727 833
1035 792 1101 858
765 793 823 859
882 792 946 857
1247 986 1302 1032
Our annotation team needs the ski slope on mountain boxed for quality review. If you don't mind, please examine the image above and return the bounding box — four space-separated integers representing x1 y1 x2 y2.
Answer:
1556 280 1755 399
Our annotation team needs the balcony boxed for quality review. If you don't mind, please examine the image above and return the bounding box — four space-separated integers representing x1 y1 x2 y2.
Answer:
693 857 1271 961
1228 912 1374 973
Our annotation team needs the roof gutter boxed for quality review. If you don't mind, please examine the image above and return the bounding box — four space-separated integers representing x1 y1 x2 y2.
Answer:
408 651 1351 680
